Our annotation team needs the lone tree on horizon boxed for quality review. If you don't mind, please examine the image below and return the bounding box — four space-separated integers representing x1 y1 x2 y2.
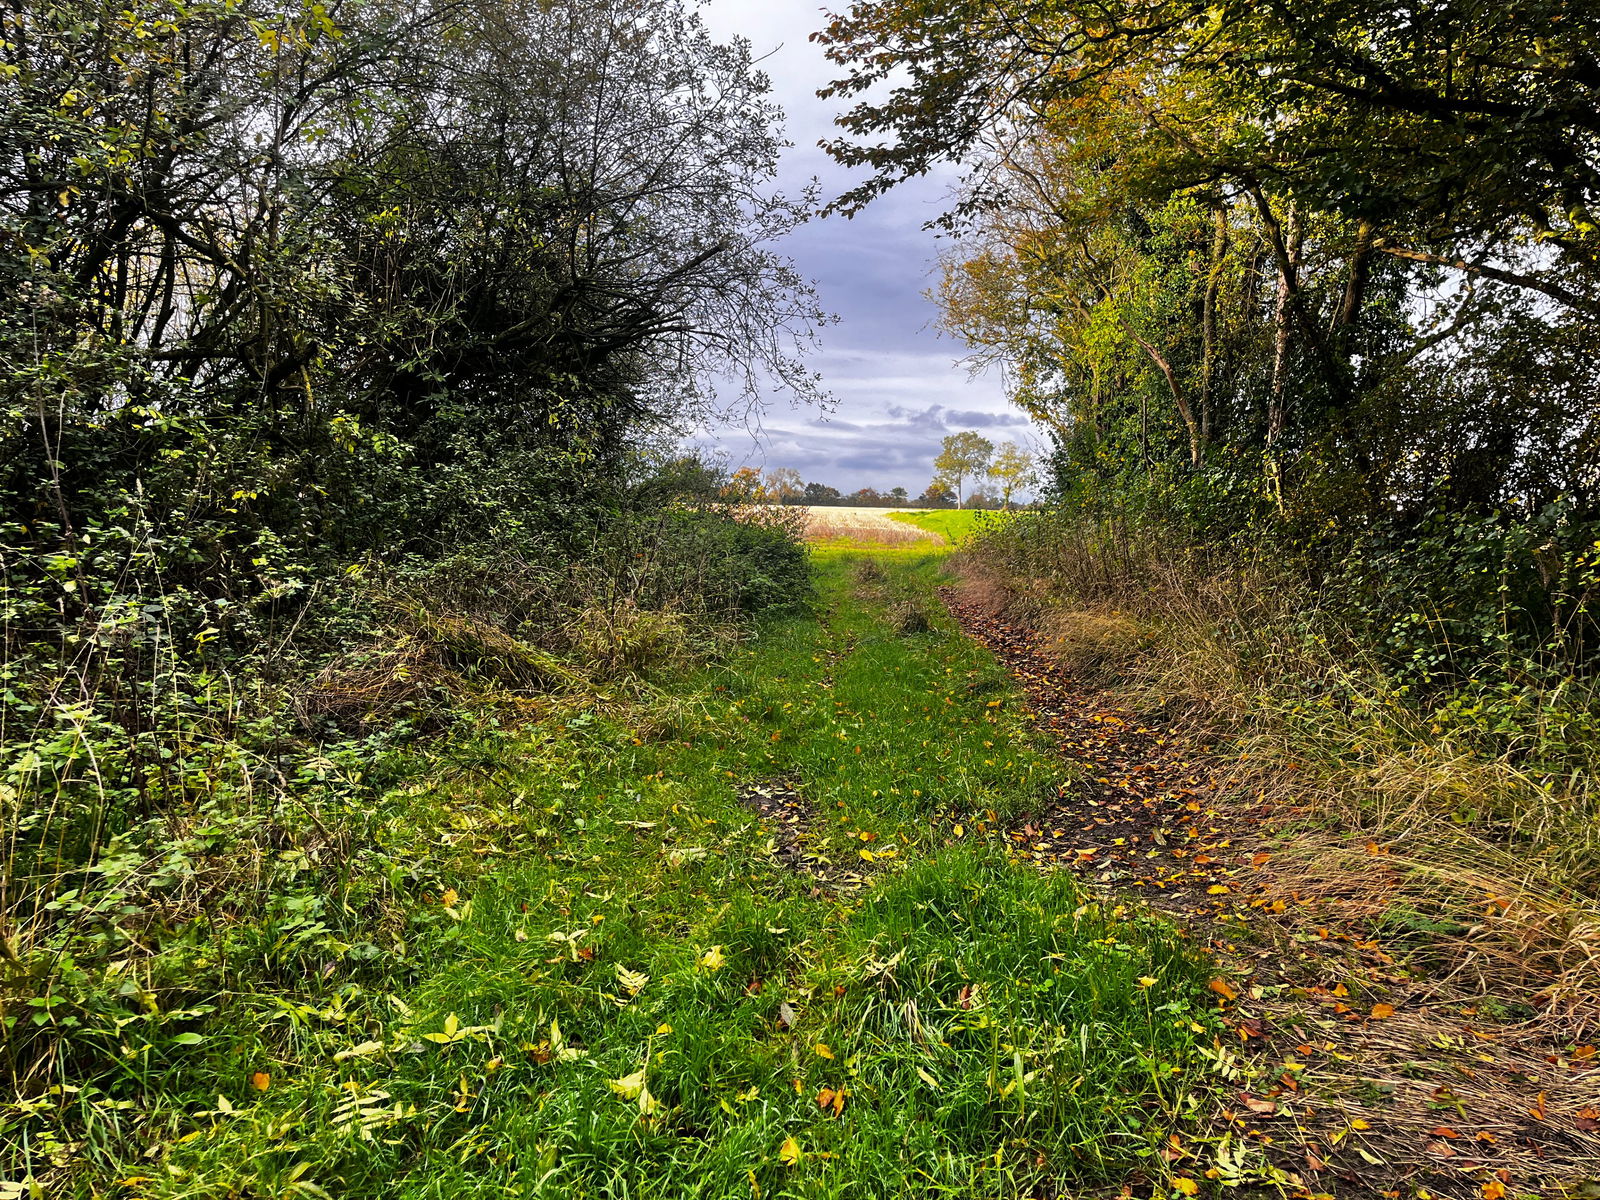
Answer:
988 441 1038 509
932 431 994 508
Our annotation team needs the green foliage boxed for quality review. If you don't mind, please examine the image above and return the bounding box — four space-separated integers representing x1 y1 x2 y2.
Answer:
0 552 1220 1196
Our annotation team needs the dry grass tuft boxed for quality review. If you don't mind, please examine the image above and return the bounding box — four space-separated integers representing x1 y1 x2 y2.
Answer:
888 598 933 635
1039 609 1149 683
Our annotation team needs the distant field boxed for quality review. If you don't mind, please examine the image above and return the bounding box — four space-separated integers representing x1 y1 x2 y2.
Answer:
886 508 1009 544
802 505 944 545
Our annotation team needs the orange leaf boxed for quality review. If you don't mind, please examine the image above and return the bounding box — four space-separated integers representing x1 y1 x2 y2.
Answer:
1208 978 1238 1002
1482 1182 1506 1200
249 1071 271 1092
1430 1126 1461 1138
1528 1091 1546 1120
1370 1003 1396 1019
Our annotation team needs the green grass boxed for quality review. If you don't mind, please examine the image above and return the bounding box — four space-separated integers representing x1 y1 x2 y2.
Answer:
887 509 1011 545
16 552 1221 1199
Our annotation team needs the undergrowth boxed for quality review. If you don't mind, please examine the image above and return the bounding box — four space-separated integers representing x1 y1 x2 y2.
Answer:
958 507 1600 1010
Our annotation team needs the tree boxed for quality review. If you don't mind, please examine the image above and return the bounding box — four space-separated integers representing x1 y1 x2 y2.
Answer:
815 0 1600 318
764 467 805 504
988 443 1037 508
888 486 909 503
932 432 994 507
846 486 884 505
721 467 769 504
918 480 955 507
802 481 843 504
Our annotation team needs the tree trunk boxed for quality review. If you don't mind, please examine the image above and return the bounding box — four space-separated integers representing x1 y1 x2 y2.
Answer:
1200 206 1228 453
1129 329 1201 468
1335 220 1375 333
1267 205 1304 449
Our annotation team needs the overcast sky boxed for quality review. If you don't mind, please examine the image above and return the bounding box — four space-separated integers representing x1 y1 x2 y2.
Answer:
692 0 1036 497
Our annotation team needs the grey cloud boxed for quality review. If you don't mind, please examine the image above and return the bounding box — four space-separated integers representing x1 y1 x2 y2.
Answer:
689 0 1041 499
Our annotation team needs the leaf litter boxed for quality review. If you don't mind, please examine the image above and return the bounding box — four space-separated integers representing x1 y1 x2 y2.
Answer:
941 583 1600 1199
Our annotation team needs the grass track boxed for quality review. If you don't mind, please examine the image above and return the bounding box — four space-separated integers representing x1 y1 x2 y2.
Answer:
113 552 1219 1199
886 509 1010 545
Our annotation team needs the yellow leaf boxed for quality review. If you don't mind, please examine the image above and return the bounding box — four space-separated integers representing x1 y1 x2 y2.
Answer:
656 1023 673 1035
814 1043 835 1060
859 848 875 862
1173 1179 1199 1196
779 1134 801 1165
610 1069 647 1100
441 888 459 908
700 946 726 971
1350 1118 1371 1130
952 824 964 837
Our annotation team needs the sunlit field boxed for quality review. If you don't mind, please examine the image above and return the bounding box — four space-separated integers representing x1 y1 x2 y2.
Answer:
802 505 943 545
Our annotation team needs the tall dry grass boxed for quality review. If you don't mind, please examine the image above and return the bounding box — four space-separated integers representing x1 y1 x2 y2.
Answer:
959 512 1600 1010
802 506 943 545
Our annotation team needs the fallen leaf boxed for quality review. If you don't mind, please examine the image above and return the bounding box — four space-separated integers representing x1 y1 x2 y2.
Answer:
814 1043 835 1060
1370 1003 1396 1019
779 1135 801 1165
1173 1178 1199 1196
777 1002 797 1030
700 946 726 971
249 1071 271 1092
1576 1106 1600 1131
1208 978 1238 1002
1482 1182 1506 1200
1239 1093 1278 1115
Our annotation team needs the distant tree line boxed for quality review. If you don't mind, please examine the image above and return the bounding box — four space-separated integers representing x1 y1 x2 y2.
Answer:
722 435 1038 510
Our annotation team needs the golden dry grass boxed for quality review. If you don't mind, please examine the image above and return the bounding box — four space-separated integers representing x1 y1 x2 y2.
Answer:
802 505 945 545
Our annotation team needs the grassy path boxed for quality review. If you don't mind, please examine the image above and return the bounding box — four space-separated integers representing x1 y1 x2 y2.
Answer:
144 550 1219 1199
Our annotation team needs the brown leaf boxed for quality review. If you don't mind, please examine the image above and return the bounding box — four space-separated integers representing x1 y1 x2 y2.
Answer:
1430 1126 1461 1138
1575 1106 1600 1131
1239 1092 1279 1115
1426 1141 1457 1157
